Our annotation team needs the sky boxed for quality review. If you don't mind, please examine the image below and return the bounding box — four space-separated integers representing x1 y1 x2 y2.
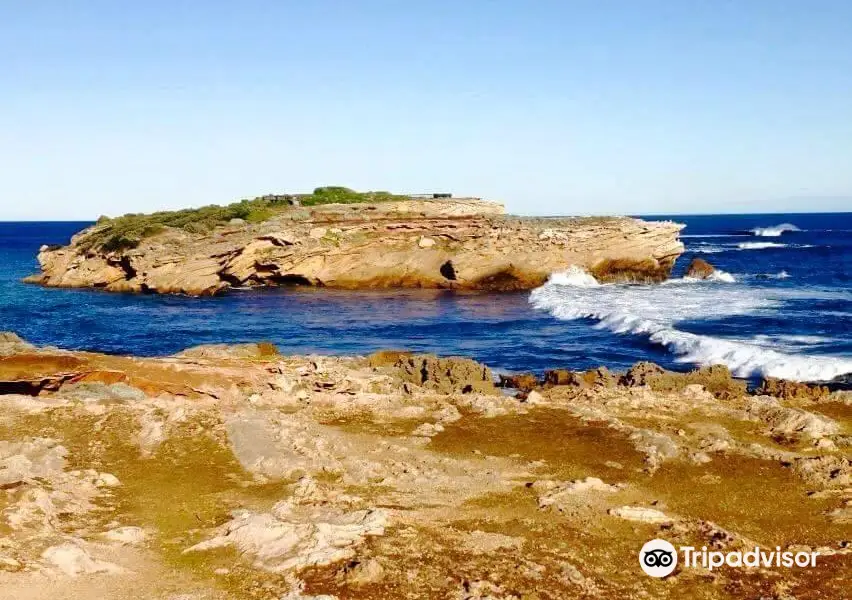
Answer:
1 1 851 220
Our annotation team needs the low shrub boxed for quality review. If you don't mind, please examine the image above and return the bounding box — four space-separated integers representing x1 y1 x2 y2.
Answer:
79 187 408 251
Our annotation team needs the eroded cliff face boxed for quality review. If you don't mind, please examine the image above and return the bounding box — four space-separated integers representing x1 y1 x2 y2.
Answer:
25 199 685 296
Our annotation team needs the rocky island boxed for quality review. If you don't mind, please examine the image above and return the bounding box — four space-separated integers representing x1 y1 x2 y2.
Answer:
0 333 849 599
25 188 685 295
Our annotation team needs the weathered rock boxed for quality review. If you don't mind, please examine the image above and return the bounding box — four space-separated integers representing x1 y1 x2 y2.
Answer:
589 258 673 284
367 350 412 368
789 455 852 489
524 390 545 404
537 477 622 511
620 361 666 387
543 367 616 388
184 502 388 573
394 354 497 395
100 526 146 545
0 438 68 488
342 558 386 586
641 364 747 399
41 543 123 577
0 353 86 395
26 199 685 295
543 369 579 386
497 372 539 392
746 396 839 442
757 377 831 402
608 506 673 524
685 257 716 279
0 340 849 597
0 332 34 357
174 342 280 360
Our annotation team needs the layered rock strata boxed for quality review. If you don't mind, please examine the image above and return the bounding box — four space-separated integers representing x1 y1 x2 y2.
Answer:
26 199 685 295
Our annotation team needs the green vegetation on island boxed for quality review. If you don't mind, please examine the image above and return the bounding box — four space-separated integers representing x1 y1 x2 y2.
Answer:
82 187 409 252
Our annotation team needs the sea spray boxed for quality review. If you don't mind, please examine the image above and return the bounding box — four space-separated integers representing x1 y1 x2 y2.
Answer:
751 223 801 237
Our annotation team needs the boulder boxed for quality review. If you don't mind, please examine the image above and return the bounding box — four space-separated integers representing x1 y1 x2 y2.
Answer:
686 257 716 279
544 367 616 388
544 369 580 386
498 373 539 392
589 258 671 284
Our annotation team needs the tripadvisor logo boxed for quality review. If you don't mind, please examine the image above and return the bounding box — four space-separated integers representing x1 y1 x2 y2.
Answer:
639 539 678 577
639 539 819 578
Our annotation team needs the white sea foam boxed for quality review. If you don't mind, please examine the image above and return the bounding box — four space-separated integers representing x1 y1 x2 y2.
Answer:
737 241 787 250
530 269 852 382
771 270 790 279
751 223 801 237
746 334 835 352
547 265 600 287
681 234 749 238
662 269 736 284
692 245 729 254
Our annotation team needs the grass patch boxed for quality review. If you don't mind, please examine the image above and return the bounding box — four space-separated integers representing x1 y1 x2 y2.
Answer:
80 187 411 252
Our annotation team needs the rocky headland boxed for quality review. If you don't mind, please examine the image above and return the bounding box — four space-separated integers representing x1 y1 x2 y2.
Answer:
25 191 684 295
0 333 849 599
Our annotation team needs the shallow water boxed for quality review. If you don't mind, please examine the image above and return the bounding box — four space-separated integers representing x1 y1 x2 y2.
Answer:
1 213 850 380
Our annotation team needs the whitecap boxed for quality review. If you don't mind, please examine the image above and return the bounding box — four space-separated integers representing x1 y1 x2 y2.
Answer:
737 241 787 250
751 223 801 237
691 245 729 254
531 268 852 382
681 234 749 238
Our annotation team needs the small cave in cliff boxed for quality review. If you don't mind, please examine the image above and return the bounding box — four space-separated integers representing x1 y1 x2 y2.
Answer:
269 274 314 287
473 269 545 292
117 256 137 280
440 260 457 281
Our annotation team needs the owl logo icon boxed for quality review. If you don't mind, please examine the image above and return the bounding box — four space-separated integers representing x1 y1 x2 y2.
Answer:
639 539 678 577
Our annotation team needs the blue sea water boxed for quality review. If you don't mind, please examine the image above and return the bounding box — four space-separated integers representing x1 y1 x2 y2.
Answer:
1 214 850 381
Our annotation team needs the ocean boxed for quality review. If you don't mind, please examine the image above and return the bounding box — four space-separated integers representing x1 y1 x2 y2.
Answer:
1 213 850 382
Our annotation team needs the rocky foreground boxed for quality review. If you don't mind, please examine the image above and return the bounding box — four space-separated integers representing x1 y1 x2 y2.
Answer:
0 332 850 599
26 199 684 295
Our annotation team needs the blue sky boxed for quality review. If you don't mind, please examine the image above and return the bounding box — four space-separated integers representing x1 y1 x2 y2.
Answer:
2 1 851 219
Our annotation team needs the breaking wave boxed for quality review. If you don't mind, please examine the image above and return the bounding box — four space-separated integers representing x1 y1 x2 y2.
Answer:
529 269 852 382
751 223 801 237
